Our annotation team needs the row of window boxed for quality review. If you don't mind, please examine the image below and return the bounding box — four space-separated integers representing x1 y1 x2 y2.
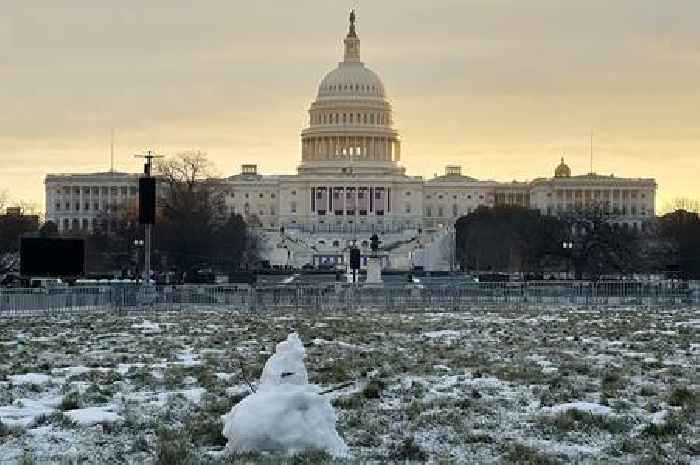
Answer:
545 204 648 216
319 191 381 200
311 112 389 126
60 218 97 231
321 83 380 94
231 204 276 216
425 205 462 218
54 201 126 212
550 190 648 200
425 193 487 201
54 186 137 196
230 192 280 199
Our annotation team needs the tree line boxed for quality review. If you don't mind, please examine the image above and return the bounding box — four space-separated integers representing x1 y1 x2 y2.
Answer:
85 152 258 278
455 203 700 280
0 153 258 280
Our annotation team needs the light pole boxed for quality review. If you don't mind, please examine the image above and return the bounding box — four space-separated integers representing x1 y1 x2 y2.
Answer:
133 239 144 281
562 241 574 280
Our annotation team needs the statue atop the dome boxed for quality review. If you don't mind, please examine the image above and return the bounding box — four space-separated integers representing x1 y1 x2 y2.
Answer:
348 9 357 37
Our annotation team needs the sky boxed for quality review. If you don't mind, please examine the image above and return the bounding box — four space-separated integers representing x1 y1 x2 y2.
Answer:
1 0 698 211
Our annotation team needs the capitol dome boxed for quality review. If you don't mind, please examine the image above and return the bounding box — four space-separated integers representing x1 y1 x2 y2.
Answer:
299 10 402 175
317 64 387 101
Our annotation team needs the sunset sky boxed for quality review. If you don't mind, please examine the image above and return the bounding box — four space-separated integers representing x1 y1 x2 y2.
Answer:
1 0 698 211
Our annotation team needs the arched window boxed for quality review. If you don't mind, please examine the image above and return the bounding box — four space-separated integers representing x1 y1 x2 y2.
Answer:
363 114 367 124
343 114 347 124
350 113 353 123
370 114 375 124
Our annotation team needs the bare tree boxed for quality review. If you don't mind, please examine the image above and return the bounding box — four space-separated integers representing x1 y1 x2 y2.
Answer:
154 151 255 274
156 151 217 189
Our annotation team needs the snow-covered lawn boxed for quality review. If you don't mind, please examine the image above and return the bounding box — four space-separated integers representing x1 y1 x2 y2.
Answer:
0 305 697 464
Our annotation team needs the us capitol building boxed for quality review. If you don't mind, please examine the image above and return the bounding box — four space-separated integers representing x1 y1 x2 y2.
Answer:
45 13 657 270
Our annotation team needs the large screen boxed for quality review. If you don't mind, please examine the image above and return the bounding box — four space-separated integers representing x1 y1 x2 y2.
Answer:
139 177 156 225
20 237 85 277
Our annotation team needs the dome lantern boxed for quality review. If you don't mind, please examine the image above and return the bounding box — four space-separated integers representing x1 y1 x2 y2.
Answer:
344 9 361 63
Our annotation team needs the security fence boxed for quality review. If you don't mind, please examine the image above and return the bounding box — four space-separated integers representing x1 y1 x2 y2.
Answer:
1 280 698 315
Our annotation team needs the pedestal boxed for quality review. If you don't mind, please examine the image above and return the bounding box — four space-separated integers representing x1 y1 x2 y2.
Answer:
365 256 383 284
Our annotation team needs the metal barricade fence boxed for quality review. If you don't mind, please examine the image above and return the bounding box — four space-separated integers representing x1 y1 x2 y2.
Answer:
0 280 698 315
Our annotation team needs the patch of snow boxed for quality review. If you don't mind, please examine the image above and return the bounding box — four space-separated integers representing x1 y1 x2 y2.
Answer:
222 333 348 457
175 350 201 367
180 388 206 404
543 402 612 416
0 394 62 426
422 330 465 338
8 373 52 385
132 320 161 334
65 406 121 425
650 410 668 425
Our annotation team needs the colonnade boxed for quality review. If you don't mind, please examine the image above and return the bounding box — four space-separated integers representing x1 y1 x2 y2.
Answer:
302 136 401 162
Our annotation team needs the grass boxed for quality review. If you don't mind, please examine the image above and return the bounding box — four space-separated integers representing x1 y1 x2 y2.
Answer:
361 378 385 399
389 436 428 462
0 307 697 464
641 412 687 438
185 391 248 447
502 443 561 465
58 391 81 411
156 427 194 465
0 418 25 438
541 409 630 436
669 386 698 411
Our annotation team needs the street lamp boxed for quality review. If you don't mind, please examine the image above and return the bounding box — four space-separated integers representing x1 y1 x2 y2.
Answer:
562 241 574 280
133 239 145 282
